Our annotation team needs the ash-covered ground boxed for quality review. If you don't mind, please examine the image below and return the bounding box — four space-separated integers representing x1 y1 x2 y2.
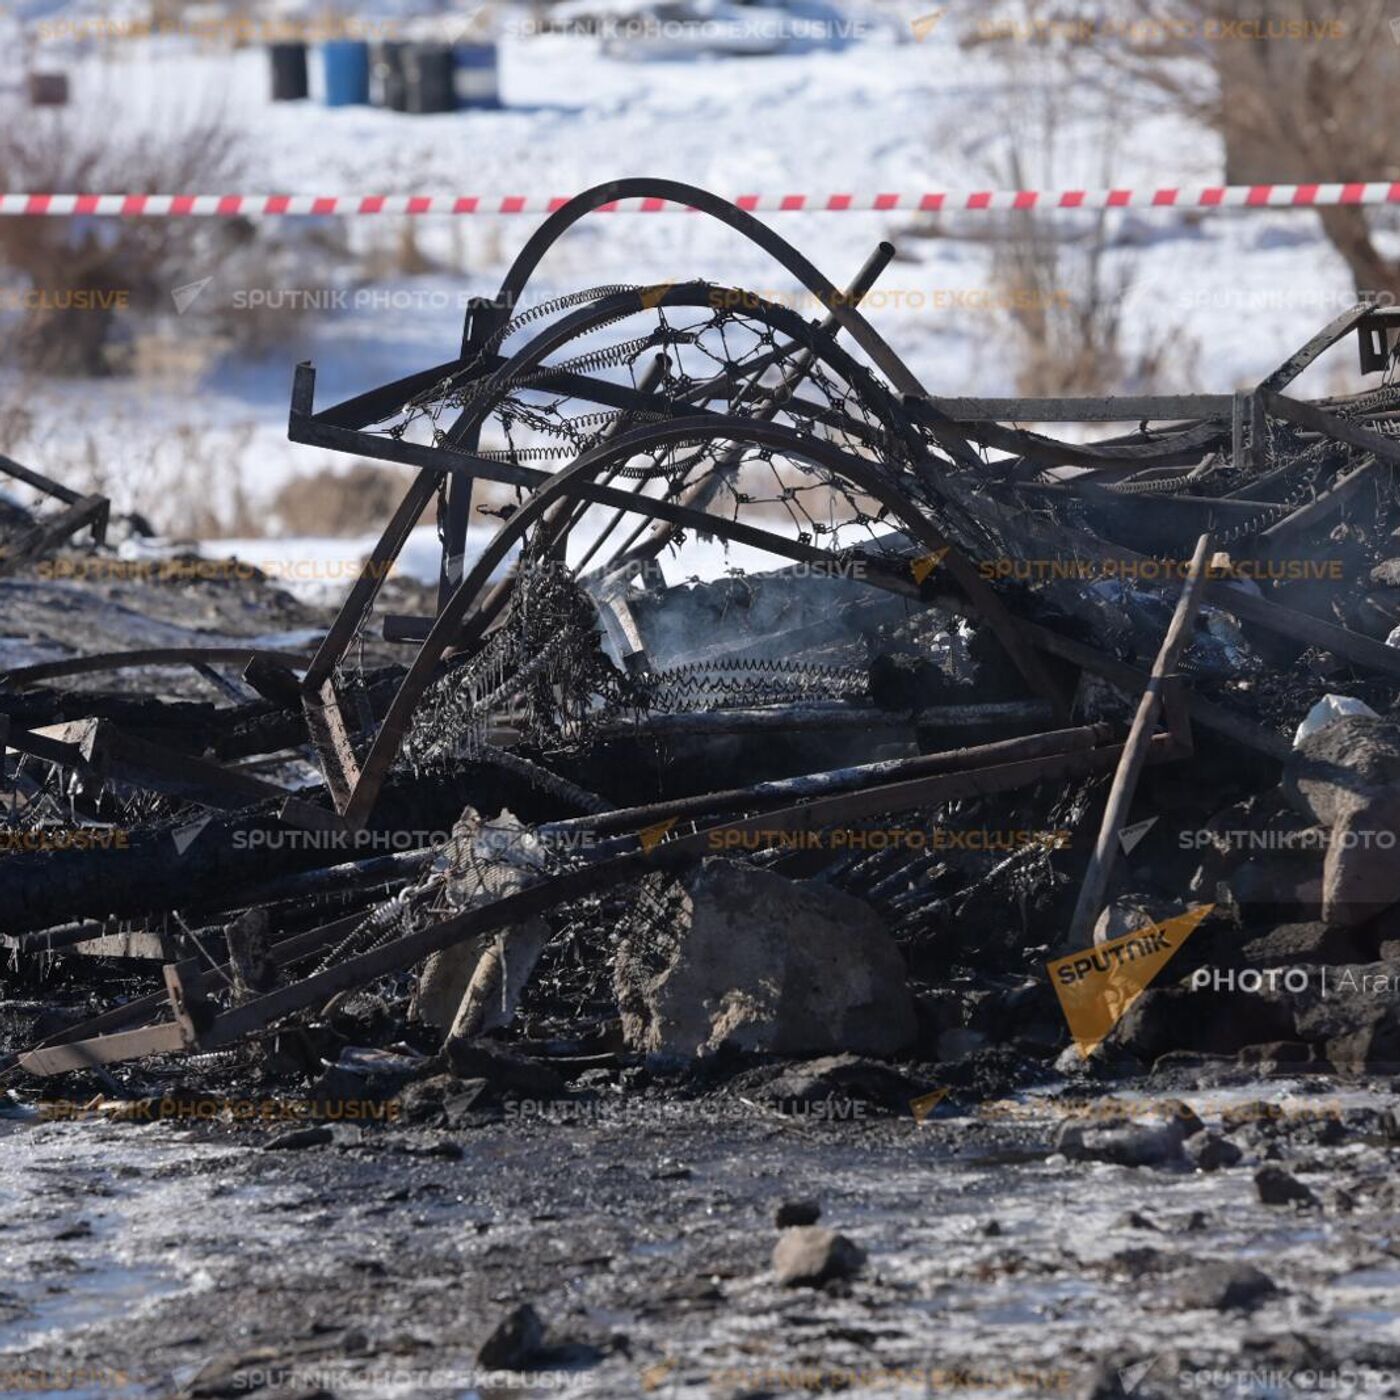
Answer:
5 525 1400 1399
7 235 1400 1400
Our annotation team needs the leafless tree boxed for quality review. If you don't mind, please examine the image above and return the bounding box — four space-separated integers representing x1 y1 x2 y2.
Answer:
1100 0 1400 299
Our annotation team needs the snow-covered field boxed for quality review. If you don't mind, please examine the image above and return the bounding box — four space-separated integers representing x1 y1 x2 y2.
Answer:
1 6 1393 572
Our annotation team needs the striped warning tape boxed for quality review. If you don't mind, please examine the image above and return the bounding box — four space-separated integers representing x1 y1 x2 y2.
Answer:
0 183 1398 216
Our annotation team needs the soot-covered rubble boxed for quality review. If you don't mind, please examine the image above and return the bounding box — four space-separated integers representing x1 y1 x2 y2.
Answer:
4 185 1400 1397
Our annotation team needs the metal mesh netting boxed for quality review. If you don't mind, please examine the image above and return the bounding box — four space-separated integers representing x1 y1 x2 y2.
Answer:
362 283 998 561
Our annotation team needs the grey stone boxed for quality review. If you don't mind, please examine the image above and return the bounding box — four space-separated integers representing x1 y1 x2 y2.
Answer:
443 1039 567 1100
1176 1261 1278 1311
1112 985 1294 1062
1283 718 1400 925
774 1199 821 1228
477 1304 545 1369
1292 967 1400 1071
1185 1132 1242 1172
771 1227 865 1287
1055 1117 1187 1168
264 1126 333 1151
1320 801 1400 926
762 1054 922 1114
1255 1165 1319 1207
1284 716 1400 827
1241 922 1368 967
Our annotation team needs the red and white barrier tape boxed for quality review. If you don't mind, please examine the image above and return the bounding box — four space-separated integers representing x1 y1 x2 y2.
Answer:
1 184 1398 215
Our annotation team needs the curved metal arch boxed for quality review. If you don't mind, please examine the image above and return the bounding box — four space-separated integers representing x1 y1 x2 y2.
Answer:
299 281 933 700
337 413 1065 825
492 179 933 400
425 282 919 471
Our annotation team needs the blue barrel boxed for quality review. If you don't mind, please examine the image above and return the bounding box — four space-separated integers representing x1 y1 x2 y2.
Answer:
453 43 500 109
322 40 370 107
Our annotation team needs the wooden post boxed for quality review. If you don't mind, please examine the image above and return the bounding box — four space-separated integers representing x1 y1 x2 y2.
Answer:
1066 533 1214 946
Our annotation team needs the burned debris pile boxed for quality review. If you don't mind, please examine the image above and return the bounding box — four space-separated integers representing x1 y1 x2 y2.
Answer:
6 179 1400 1117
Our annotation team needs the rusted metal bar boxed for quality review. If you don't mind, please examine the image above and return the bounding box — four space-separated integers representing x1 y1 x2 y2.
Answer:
0 451 88 505
7 910 370 1075
1261 391 1400 469
596 699 1053 736
15 724 1179 1076
546 722 1114 838
0 494 110 575
923 395 1233 422
2 647 316 690
905 397 1228 469
1256 459 1384 552
1067 534 1214 945
301 465 441 694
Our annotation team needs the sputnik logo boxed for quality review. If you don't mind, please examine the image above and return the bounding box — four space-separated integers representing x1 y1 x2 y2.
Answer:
910 547 950 584
1118 1354 1161 1394
911 9 945 42
638 817 678 854
171 277 212 315
1047 905 1214 1058
171 814 212 855
639 282 676 310
909 1086 950 1123
1118 815 1158 856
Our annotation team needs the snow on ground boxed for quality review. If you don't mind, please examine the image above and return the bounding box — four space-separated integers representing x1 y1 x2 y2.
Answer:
1 7 1394 579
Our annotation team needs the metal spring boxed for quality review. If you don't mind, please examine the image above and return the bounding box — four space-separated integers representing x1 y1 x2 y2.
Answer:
513 329 694 386
474 743 611 816
401 295 649 430
406 285 638 410
1107 470 1203 496
642 657 868 711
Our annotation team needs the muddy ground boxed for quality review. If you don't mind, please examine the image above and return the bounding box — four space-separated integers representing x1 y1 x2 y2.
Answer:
3 1063 1400 1400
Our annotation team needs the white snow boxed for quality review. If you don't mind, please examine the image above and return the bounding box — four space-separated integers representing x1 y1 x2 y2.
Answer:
1 2 1394 577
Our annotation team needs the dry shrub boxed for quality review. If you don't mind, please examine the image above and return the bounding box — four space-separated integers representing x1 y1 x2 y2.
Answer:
990 210 1200 396
268 463 429 537
935 1 1199 396
0 107 353 372
1098 0 1400 300
0 108 244 374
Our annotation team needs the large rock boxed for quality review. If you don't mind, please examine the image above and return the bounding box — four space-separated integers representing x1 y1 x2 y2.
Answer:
771 1227 865 1287
478 1304 545 1369
1255 1165 1318 1208
1111 983 1294 1063
1240 921 1370 967
1186 795 1324 920
1292 964 1400 1072
1055 1116 1189 1169
1176 1261 1278 1312
759 1054 925 1115
1319 804 1400 927
614 859 916 1059
1284 718 1400 926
